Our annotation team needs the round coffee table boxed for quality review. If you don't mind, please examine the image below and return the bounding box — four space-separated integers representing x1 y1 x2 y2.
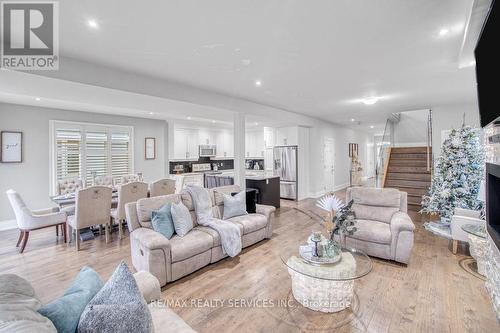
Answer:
280 247 372 313
461 223 487 277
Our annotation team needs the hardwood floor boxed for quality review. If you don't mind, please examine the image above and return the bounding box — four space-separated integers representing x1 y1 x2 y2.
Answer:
0 189 498 332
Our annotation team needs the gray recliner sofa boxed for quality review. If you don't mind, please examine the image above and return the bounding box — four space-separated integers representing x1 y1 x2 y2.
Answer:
125 185 275 286
342 187 415 264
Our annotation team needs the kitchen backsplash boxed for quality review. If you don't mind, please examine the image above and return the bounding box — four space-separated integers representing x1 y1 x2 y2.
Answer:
169 158 234 174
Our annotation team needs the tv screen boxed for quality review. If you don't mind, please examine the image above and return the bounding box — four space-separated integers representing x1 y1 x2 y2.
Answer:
475 0 499 127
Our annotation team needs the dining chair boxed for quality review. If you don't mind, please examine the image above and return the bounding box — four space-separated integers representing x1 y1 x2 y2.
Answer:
149 178 176 197
55 177 83 219
93 175 115 188
121 174 143 185
111 181 148 239
67 186 112 251
6 190 67 253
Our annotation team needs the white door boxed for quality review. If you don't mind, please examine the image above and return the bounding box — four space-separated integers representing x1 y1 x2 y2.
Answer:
323 138 335 193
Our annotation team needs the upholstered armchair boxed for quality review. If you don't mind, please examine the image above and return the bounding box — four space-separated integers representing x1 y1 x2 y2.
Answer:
93 175 115 188
121 174 143 185
343 187 415 264
450 208 484 254
6 190 67 253
67 186 113 251
149 179 176 197
111 181 148 239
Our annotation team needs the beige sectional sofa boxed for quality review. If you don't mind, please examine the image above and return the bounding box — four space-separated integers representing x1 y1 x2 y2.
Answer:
125 185 276 286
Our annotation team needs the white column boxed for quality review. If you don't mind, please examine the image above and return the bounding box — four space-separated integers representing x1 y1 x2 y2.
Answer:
233 112 246 190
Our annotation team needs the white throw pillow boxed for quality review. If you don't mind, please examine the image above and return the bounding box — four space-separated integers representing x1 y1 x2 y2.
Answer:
170 202 194 237
222 191 248 220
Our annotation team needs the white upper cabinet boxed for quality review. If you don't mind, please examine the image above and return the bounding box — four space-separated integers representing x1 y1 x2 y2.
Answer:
276 126 298 146
215 129 234 158
174 128 199 159
198 129 216 145
264 127 275 148
245 128 265 158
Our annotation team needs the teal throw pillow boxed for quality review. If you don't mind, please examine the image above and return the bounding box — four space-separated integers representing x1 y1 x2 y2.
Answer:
38 266 103 333
151 203 175 239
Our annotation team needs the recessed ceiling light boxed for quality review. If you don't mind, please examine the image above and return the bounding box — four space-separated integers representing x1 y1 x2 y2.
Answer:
148 112 154 115
370 125 375 129
255 80 262 87
35 97 41 101
212 120 216 123
254 122 259 126
351 118 355 122
187 116 192 120
439 28 449 36
362 97 379 105
87 19 99 29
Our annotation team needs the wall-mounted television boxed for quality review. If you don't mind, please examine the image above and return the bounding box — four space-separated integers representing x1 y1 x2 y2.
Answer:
475 0 499 128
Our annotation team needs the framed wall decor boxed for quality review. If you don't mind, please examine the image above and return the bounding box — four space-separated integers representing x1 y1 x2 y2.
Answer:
348 143 358 157
1 131 23 163
145 137 156 160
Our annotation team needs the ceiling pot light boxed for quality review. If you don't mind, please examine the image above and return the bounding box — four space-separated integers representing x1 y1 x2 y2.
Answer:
439 28 449 36
370 125 375 129
362 97 379 105
212 120 216 123
35 97 41 101
351 118 355 122
87 19 99 29
187 116 192 120
148 112 154 115
255 80 262 87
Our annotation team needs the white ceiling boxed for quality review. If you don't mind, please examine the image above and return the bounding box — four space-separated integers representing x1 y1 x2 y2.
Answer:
2 0 489 130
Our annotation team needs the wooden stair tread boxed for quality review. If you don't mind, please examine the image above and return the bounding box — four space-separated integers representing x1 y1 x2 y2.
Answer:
386 173 431 181
391 147 431 154
385 180 430 189
387 166 430 173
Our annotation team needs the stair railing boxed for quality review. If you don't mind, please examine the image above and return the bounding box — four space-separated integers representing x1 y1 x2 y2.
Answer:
375 119 394 187
426 109 433 172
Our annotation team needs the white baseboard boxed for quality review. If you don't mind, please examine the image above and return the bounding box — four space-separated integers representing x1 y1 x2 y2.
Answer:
0 219 17 232
308 183 349 199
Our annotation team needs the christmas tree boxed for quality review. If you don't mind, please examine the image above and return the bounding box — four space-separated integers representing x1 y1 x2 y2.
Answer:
420 125 484 223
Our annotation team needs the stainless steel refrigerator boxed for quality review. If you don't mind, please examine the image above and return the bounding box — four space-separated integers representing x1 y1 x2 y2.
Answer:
273 145 298 200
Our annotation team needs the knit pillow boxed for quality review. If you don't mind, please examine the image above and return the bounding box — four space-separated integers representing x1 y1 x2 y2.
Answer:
78 262 153 333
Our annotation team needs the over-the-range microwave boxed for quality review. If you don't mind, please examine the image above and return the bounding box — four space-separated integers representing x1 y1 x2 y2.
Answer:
199 145 216 157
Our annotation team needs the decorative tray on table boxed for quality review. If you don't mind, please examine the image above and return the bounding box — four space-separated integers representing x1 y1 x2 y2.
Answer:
299 245 342 265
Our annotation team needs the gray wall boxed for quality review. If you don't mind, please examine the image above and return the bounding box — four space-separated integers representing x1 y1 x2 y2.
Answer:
431 102 481 158
0 103 168 222
394 109 429 146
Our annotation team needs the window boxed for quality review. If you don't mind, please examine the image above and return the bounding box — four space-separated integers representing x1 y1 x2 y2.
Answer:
51 121 133 193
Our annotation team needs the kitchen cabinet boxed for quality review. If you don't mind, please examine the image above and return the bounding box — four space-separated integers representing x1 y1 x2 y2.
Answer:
246 129 265 158
264 127 275 148
198 129 216 145
174 128 199 159
276 126 298 146
215 130 233 158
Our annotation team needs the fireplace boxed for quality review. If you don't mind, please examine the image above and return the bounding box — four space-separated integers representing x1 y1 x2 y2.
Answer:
486 163 500 248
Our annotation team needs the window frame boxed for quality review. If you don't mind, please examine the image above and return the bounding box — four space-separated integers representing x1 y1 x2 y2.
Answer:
49 120 134 195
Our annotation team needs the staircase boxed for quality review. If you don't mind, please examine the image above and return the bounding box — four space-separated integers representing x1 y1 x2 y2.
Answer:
384 147 432 211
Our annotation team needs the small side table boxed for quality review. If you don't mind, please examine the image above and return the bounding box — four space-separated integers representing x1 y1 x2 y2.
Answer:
461 223 487 277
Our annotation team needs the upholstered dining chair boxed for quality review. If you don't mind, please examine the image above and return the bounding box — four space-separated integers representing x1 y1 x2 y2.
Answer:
149 178 176 197
67 186 112 251
55 177 84 218
93 175 115 188
6 190 67 253
111 181 148 239
121 174 143 185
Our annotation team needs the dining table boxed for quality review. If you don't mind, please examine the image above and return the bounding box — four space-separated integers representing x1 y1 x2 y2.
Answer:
50 190 119 208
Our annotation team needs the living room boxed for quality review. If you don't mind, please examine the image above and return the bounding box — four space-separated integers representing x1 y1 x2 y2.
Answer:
0 1 499 332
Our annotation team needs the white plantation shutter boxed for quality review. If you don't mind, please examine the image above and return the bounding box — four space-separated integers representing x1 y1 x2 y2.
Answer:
52 121 133 193
111 132 131 184
85 131 108 186
55 129 82 181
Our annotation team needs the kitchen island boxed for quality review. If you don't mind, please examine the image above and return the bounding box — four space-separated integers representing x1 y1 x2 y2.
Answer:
245 175 280 208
